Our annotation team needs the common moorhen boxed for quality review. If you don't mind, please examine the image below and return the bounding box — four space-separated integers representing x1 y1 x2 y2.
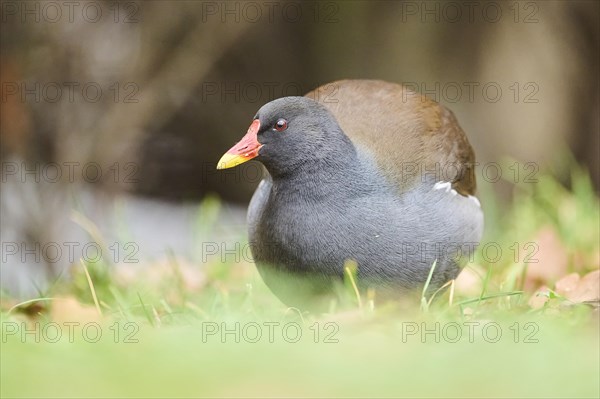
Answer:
217 80 483 306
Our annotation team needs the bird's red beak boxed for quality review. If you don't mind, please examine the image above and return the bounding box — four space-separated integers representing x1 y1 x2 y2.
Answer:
216 119 263 169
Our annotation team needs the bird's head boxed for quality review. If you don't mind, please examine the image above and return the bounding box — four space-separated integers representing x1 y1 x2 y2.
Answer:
217 97 349 177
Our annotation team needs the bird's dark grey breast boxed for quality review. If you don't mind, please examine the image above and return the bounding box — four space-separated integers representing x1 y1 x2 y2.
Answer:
247 149 483 293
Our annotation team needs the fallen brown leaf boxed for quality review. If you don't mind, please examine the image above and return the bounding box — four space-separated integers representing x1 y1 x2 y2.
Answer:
454 265 484 297
554 273 581 298
524 226 569 290
564 270 600 303
528 286 551 309
50 296 102 324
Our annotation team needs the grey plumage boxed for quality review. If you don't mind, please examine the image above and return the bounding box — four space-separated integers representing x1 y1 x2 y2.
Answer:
243 94 483 305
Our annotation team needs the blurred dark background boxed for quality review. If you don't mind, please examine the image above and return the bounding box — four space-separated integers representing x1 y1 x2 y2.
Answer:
1 0 599 295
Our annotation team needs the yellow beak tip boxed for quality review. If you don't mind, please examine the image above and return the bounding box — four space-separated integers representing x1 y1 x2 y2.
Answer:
216 153 250 170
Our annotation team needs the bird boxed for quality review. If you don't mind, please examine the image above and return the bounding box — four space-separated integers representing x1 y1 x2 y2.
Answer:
217 79 483 308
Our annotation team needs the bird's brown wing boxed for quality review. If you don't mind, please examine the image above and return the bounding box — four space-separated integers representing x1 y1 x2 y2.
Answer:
305 79 476 196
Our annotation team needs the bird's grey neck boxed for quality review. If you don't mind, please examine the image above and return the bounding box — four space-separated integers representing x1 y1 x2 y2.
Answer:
269 148 390 206
268 139 362 199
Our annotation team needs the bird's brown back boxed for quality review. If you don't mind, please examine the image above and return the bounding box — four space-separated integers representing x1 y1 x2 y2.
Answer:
305 79 476 196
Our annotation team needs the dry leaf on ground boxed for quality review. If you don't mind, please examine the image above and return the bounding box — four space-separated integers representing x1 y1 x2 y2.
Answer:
524 226 568 290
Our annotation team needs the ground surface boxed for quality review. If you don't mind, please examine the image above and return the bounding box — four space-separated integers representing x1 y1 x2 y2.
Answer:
1 167 599 398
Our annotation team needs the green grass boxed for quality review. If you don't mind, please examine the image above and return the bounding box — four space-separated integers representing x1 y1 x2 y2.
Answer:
1 165 599 398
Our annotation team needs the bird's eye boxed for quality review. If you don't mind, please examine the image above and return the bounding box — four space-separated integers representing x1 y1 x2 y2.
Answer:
274 119 288 132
